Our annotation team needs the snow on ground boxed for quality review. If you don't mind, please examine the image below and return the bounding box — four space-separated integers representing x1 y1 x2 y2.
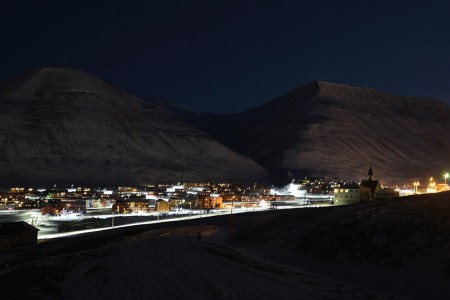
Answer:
0 207 391 299
232 192 450 299
2 194 450 299
0 223 389 300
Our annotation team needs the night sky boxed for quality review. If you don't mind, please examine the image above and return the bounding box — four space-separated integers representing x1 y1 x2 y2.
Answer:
2 0 450 113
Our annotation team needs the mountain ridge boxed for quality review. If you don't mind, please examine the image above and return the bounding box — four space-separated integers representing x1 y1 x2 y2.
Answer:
183 81 450 185
0 67 269 186
1 67 449 186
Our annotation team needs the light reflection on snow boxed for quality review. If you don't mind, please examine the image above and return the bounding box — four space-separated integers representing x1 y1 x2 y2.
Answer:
1 204 328 241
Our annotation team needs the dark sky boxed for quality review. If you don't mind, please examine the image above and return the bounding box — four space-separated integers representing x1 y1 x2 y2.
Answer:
2 0 450 113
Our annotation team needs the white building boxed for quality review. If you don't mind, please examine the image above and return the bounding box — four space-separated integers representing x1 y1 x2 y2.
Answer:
334 183 360 205
375 188 399 200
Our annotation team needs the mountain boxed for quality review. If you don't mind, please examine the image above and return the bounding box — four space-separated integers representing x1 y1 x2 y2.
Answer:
191 81 450 185
0 67 269 185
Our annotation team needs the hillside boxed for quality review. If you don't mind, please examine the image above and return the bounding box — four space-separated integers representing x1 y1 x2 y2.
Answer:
233 191 450 298
2 194 450 298
2 68 448 186
192 82 450 185
0 67 269 185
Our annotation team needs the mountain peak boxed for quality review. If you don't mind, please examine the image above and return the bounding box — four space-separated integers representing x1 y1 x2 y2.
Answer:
284 81 362 99
313 80 344 87
26 67 108 91
285 81 448 112
310 80 371 96
0 66 128 104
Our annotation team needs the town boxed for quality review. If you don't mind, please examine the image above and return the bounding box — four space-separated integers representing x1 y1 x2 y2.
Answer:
2 168 449 213
1 167 449 250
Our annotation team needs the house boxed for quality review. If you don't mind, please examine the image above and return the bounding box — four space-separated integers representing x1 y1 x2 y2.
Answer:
426 178 450 193
155 199 170 212
0 221 39 251
61 200 87 213
437 184 450 193
375 188 399 200
112 199 150 213
360 166 382 200
334 182 360 205
199 196 224 209
112 201 129 213
41 203 64 216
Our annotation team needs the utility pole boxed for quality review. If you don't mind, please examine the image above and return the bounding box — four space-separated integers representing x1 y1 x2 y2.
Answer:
228 197 234 248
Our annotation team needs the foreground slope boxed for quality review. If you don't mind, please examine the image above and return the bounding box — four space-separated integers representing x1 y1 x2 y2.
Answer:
196 82 450 184
2 194 449 299
0 67 268 185
234 192 450 298
0 212 390 299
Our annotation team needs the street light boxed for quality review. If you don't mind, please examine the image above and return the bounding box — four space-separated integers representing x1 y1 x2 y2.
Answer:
413 181 420 194
444 173 449 185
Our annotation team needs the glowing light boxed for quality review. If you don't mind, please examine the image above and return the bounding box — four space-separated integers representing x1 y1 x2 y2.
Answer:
259 200 269 209
413 181 420 194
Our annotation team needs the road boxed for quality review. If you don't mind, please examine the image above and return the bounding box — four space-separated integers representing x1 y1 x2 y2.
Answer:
1 205 330 240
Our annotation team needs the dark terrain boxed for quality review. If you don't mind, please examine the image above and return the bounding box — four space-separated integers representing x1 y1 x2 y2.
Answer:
0 67 268 186
184 82 450 185
1 67 450 186
1 192 450 299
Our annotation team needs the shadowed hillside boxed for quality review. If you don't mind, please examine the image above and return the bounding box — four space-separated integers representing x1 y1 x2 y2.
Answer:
233 192 450 298
190 82 450 185
0 67 269 185
2 194 450 298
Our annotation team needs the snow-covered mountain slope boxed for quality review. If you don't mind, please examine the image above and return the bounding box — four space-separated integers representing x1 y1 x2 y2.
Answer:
0 67 269 185
195 82 450 185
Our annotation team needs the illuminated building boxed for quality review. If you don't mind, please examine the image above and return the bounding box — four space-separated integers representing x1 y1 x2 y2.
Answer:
427 177 437 193
360 166 382 200
334 182 360 205
374 188 399 200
